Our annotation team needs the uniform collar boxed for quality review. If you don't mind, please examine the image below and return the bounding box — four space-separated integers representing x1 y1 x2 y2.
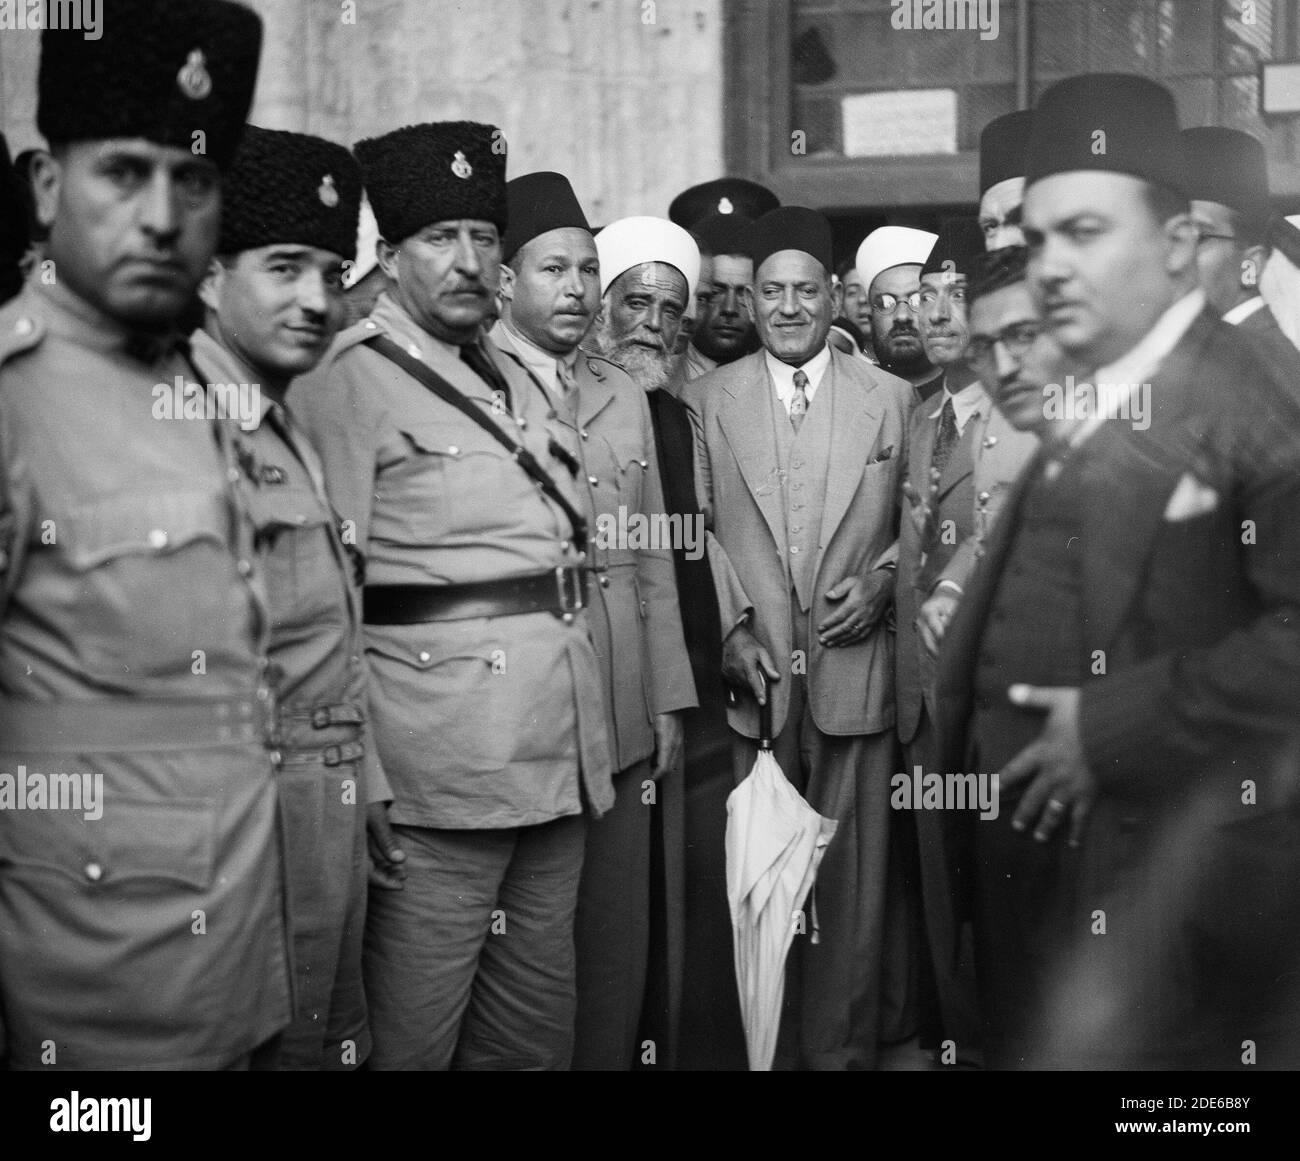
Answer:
189 326 277 431
369 291 463 363
30 276 183 364
493 319 577 394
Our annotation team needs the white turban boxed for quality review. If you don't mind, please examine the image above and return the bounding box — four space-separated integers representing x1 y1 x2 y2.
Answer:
855 226 938 297
596 216 701 302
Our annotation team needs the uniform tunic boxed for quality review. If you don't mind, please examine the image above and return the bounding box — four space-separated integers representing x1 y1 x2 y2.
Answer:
191 327 381 1070
289 293 612 826
0 280 292 1068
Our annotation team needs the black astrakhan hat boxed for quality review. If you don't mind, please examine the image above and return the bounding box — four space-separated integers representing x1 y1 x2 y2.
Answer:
920 217 986 278
1180 127 1270 229
355 121 507 244
38 0 262 172
979 109 1034 195
748 206 834 275
503 171 590 262
1025 73 1186 196
219 126 361 261
692 210 754 258
669 177 779 229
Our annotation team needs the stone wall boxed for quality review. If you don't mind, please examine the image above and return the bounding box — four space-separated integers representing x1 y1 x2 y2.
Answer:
0 0 725 223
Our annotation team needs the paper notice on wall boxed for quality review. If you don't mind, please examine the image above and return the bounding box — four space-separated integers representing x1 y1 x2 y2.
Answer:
842 89 958 156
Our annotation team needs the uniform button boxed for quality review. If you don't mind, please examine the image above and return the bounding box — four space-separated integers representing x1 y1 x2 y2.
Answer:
580 429 589 440
978 491 991 503
407 343 422 359
418 650 431 663
984 435 998 448
84 861 103 882
561 612 575 624
792 460 803 469
350 654 361 666
227 468 241 483
599 575 609 588
237 559 253 576
791 525 801 533
448 446 459 456
517 417 527 430
790 546 800 554
256 686 271 701
15 317 35 336
363 320 378 330
270 750 283 766
147 528 168 549
587 476 598 486
639 460 648 470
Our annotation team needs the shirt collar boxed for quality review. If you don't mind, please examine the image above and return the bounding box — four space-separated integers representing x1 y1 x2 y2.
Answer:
928 377 988 432
765 343 832 401
30 276 182 363
1094 288 1205 392
189 326 276 431
494 319 576 394
369 292 463 363
1222 295 1266 326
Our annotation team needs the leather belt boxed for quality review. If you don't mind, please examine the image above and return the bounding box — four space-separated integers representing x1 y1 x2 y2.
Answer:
364 567 588 625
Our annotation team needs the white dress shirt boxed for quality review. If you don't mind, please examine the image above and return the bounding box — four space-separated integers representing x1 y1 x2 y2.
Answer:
1070 288 1205 449
928 378 987 435
1222 295 1266 326
766 344 832 416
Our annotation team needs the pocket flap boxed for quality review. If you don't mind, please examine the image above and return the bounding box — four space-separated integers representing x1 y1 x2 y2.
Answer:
64 490 228 570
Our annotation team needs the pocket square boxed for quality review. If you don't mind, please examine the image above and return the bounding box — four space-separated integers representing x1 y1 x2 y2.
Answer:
1163 472 1219 521
871 445 894 464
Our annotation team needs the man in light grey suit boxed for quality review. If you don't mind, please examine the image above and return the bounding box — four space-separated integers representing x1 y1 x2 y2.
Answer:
686 207 914 1069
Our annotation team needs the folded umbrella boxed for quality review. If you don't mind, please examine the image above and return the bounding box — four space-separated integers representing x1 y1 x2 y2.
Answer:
725 674 838 1071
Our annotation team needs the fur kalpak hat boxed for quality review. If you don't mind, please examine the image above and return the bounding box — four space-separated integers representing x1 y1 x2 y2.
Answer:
38 0 262 172
355 121 508 244
219 126 361 261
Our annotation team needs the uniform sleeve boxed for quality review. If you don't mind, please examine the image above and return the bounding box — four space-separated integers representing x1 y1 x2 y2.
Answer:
289 351 381 560
634 389 697 715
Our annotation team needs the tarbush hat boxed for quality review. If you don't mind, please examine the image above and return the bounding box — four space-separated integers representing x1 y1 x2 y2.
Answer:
1025 73 1186 196
1181 126 1270 230
979 109 1034 195
503 171 590 262
748 206 834 275
920 217 986 278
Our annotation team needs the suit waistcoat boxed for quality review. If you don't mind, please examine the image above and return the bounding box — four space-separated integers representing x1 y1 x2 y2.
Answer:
972 452 1087 775
768 363 832 612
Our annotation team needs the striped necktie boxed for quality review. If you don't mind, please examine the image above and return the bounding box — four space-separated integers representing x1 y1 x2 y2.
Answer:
790 369 809 432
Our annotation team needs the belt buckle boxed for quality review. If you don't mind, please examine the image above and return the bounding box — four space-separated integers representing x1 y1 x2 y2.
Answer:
555 566 585 616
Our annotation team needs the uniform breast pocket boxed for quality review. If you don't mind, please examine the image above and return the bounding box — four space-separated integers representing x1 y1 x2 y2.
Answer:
57 489 249 682
243 485 347 630
386 424 513 544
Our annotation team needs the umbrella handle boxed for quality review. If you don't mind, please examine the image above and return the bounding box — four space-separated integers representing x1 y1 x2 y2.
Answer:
758 671 773 751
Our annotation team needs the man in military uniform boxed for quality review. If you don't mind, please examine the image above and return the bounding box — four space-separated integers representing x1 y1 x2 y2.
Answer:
491 172 697 1070
190 124 391 1070
290 123 612 1071
0 0 292 1070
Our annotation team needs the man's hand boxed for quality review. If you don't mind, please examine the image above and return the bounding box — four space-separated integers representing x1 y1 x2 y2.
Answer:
917 588 959 657
993 685 1096 847
722 622 781 705
650 712 684 781
819 570 894 647
366 802 407 890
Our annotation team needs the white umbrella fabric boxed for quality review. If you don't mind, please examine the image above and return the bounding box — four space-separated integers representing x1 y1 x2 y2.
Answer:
725 676 838 1071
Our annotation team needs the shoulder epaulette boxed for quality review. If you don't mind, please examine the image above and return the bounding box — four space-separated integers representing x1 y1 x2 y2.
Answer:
0 307 45 371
